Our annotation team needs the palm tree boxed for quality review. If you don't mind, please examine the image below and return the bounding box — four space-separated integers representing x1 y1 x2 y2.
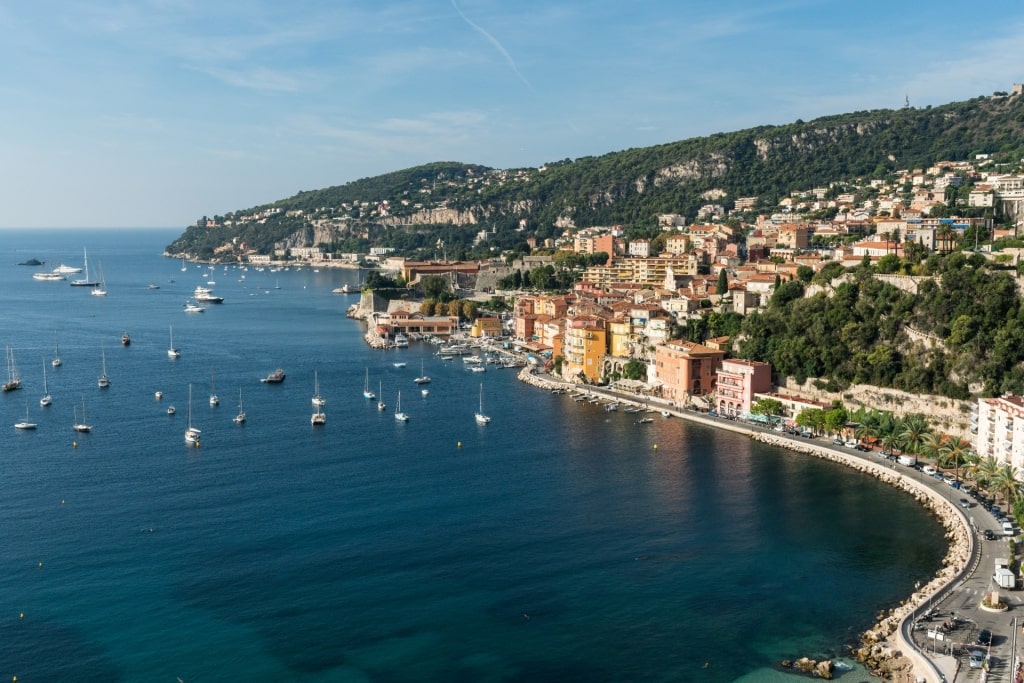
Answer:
973 456 1002 497
898 414 931 456
937 438 971 484
920 432 945 464
992 463 1023 515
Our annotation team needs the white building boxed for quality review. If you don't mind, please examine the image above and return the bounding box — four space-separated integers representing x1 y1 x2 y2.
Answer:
975 395 1024 472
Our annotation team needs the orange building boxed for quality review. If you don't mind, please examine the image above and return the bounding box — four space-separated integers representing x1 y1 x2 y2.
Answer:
562 316 608 383
652 341 725 405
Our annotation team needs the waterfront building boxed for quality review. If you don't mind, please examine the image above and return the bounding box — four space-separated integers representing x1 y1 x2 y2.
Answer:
562 316 608 383
974 395 1024 471
470 317 502 338
650 341 725 407
716 359 773 417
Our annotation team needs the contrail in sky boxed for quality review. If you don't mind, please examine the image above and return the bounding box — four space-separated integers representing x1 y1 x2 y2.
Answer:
451 0 534 91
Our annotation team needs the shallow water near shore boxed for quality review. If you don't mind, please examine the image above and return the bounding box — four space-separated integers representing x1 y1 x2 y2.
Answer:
0 229 940 681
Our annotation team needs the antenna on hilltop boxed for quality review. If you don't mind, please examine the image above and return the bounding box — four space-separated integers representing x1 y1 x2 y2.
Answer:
904 92 910 109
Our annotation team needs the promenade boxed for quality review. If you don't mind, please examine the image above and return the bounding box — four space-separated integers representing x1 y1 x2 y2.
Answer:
519 367 1019 683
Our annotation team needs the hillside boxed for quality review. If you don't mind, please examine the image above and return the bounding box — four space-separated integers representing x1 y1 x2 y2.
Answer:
167 93 1024 260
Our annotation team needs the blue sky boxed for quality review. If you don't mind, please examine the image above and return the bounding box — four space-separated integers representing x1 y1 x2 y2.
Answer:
3 0 1024 228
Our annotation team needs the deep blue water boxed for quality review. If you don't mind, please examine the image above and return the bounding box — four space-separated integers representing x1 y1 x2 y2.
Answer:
0 229 945 682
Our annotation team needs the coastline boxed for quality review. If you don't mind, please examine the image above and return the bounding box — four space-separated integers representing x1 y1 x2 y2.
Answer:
518 366 972 682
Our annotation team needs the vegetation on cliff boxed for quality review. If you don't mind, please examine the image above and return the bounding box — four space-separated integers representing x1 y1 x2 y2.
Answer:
167 93 1024 260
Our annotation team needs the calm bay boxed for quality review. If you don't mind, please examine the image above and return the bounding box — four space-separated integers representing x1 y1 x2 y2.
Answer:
0 229 945 681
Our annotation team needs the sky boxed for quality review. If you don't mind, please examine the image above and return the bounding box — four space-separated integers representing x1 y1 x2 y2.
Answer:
3 0 1024 228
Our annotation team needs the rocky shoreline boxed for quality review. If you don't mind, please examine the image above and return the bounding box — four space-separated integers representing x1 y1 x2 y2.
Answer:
518 367 970 682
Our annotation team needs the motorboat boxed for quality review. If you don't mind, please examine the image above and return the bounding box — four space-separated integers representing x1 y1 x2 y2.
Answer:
33 271 65 281
261 368 286 383
185 385 201 446
121 332 131 346
193 286 224 303
183 302 206 313
393 334 409 348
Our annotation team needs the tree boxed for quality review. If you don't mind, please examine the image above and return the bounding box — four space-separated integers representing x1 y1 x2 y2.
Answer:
751 397 784 421
796 265 814 283
447 299 462 317
993 463 1023 514
937 437 971 484
462 300 479 321
421 275 447 300
622 359 646 381
897 414 931 456
419 301 434 315
716 269 728 295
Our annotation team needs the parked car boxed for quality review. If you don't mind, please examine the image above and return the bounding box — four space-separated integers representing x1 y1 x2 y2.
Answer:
977 628 993 646
984 529 997 540
959 498 972 509
969 650 985 668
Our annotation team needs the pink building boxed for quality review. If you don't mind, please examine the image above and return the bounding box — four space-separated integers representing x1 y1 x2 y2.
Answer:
715 359 773 417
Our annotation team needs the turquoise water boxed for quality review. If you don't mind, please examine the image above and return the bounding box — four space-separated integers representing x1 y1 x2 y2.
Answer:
0 229 943 681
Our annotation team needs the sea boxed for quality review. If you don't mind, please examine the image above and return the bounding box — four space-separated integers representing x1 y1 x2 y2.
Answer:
0 229 946 682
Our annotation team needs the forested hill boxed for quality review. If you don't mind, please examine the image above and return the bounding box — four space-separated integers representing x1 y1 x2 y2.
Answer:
168 93 1024 258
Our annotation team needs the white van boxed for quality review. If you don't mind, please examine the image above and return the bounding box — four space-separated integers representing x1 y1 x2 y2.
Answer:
922 465 937 476
1003 521 1015 537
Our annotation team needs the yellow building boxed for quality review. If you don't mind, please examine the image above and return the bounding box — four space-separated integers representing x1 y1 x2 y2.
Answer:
470 317 502 338
608 318 633 358
562 316 608 383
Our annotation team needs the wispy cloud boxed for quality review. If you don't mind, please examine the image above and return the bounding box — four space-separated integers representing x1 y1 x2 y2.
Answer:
189 64 312 94
450 0 534 91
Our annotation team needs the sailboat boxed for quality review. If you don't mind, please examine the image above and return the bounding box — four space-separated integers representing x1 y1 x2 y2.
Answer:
363 368 375 400
185 384 201 445
52 333 62 367
377 380 386 411
233 388 246 424
70 248 100 287
475 383 491 424
394 390 409 421
14 402 37 430
4 346 22 391
73 397 92 433
312 371 326 408
209 370 219 406
97 346 110 388
40 361 52 407
413 358 431 385
180 257 188 272
90 261 107 296
167 326 180 358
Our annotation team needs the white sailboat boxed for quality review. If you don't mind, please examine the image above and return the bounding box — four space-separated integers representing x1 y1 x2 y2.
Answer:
394 390 409 421
40 361 52 407
90 260 107 296
52 333 62 367
362 368 375 400
14 402 37 430
475 383 491 424
180 257 188 272
4 346 22 392
185 384 201 445
209 370 219 406
73 397 92 433
312 370 326 408
233 387 246 424
70 248 100 287
377 380 386 411
167 326 180 358
413 358 431 385
97 346 110 388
